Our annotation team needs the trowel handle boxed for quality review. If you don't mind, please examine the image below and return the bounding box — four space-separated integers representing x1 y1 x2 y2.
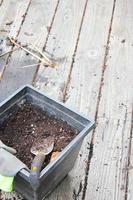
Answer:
30 154 46 189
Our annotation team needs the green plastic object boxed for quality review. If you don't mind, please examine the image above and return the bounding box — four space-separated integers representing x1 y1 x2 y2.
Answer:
0 174 14 192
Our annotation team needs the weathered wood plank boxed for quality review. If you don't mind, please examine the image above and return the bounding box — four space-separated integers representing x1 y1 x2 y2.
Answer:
0 0 31 80
125 2 133 199
0 0 14 74
35 0 116 199
35 0 87 101
0 0 59 102
84 0 133 199
0 0 17 33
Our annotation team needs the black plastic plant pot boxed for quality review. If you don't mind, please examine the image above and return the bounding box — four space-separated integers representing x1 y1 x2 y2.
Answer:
0 85 95 200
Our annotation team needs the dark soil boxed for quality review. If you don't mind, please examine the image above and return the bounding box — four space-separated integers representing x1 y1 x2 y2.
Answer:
0 103 79 168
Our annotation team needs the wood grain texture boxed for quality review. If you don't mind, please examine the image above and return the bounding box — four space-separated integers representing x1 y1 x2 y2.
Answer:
128 112 133 200
35 0 87 101
84 0 133 199
0 0 59 102
0 0 31 80
36 0 116 199
126 3 133 199
0 0 16 33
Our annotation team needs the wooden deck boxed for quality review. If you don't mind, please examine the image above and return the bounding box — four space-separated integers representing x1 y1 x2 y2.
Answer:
0 0 133 199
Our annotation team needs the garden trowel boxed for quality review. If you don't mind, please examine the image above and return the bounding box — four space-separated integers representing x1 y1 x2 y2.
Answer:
30 136 54 189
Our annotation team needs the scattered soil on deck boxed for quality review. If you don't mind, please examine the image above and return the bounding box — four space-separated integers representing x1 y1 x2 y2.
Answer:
0 103 79 168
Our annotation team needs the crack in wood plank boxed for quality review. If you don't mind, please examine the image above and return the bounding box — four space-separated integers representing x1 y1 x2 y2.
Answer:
73 181 83 200
114 106 128 200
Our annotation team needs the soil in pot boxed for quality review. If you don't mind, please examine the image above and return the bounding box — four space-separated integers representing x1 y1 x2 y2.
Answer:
0 103 79 168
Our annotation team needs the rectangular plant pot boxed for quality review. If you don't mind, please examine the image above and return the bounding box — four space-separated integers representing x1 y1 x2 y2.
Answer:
0 85 95 200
